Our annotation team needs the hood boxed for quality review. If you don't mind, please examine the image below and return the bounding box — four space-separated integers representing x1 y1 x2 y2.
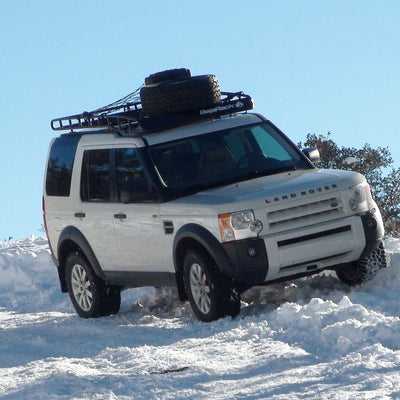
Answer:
161 168 365 214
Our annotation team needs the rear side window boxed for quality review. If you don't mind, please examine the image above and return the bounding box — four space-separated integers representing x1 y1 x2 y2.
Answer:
81 149 111 202
46 136 80 196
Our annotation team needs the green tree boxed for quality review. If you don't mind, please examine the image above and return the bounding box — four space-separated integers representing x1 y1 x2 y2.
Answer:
299 133 400 236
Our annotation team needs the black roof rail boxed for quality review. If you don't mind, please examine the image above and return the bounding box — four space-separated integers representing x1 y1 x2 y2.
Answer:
51 91 253 134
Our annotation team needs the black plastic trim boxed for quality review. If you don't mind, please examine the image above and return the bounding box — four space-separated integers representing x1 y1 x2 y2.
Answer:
104 271 176 288
173 224 269 286
57 226 105 280
360 211 384 258
163 221 174 234
173 224 234 278
222 238 269 285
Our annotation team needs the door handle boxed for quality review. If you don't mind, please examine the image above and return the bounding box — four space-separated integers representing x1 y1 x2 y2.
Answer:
74 212 86 218
114 213 127 220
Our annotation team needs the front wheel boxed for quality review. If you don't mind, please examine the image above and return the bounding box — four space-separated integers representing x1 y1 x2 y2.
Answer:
336 241 386 286
65 252 121 318
183 249 241 322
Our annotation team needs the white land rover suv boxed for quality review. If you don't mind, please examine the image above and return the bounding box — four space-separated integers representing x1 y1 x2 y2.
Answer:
43 69 386 322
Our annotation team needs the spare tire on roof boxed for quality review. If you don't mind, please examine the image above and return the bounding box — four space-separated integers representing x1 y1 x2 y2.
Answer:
144 68 191 85
140 74 221 117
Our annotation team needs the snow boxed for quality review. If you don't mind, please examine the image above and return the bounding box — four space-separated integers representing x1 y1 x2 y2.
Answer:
1 237 400 399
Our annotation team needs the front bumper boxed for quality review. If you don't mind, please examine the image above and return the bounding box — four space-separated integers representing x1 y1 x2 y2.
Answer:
221 211 384 287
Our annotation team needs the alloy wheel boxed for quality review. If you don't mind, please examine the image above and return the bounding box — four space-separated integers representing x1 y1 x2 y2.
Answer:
71 264 93 312
189 263 211 315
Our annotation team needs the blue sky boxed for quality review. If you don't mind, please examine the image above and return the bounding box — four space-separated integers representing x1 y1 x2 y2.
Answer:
1 1 399 240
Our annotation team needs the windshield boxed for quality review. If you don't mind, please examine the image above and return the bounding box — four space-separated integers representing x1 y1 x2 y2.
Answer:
148 122 312 195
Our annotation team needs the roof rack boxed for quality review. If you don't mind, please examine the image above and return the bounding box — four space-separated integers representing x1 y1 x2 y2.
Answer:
51 91 253 134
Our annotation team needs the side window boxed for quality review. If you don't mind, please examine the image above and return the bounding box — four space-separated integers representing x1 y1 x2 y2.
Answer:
81 149 111 202
116 148 156 203
46 136 80 197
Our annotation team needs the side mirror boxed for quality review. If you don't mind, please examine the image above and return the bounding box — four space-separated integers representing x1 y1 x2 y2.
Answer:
302 147 320 164
343 156 360 168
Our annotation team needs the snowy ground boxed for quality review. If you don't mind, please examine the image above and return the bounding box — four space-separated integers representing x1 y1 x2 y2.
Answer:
0 237 399 399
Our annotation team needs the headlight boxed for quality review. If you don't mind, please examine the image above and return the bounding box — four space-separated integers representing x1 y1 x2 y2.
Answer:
218 209 263 242
231 210 254 230
349 182 374 212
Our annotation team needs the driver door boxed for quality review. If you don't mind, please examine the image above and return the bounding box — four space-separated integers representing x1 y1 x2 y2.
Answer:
111 147 172 272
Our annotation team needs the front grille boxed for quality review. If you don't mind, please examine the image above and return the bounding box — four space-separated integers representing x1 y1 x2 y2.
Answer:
266 197 344 233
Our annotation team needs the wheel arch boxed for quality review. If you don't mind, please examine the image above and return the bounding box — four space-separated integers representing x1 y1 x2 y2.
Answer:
57 226 105 293
172 224 234 301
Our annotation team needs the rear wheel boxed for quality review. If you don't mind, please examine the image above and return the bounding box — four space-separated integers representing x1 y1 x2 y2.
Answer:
183 249 240 322
65 252 121 318
336 241 386 286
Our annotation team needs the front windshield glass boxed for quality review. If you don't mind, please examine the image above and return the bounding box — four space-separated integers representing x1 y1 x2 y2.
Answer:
148 122 312 194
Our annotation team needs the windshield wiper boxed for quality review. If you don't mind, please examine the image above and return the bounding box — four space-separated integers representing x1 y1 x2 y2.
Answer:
267 165 298 174
242 165 298 179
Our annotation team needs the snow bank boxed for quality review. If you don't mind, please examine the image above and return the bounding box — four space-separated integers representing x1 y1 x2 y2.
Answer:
0 236 69 313
0 237 399 399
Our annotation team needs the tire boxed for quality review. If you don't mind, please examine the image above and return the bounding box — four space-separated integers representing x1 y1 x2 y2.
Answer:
183 249 240 322
103 286 122 316
144 68 191 85
140 75 221 117
65 252 121 318
336 241 387 286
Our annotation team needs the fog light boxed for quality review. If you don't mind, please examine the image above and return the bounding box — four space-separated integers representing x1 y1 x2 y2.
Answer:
349 198 359 211
249 220 263 234
248 247 257 257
